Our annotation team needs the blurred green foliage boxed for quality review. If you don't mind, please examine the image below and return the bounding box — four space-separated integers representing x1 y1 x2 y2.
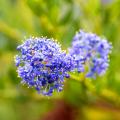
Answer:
0 0 120 120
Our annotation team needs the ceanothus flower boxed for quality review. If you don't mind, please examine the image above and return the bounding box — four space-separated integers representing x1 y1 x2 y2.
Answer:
69 30 112 78
15 37 74 96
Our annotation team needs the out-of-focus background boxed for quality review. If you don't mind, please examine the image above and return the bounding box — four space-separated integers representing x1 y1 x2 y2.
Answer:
0 0 120 120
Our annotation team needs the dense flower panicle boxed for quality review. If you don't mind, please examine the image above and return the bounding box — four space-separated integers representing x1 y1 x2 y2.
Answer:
15 37 74 96
69 30 112 78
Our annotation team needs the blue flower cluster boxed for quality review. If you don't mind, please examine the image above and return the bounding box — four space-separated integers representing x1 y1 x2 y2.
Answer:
15 30 112 96
15 37 74 96
69 30 112 78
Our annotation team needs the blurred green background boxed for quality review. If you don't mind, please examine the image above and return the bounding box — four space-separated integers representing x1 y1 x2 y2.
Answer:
0 0 120 120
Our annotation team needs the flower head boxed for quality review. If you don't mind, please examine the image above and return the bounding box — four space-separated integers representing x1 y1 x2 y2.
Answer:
15 37 74 96
69 30 112 78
